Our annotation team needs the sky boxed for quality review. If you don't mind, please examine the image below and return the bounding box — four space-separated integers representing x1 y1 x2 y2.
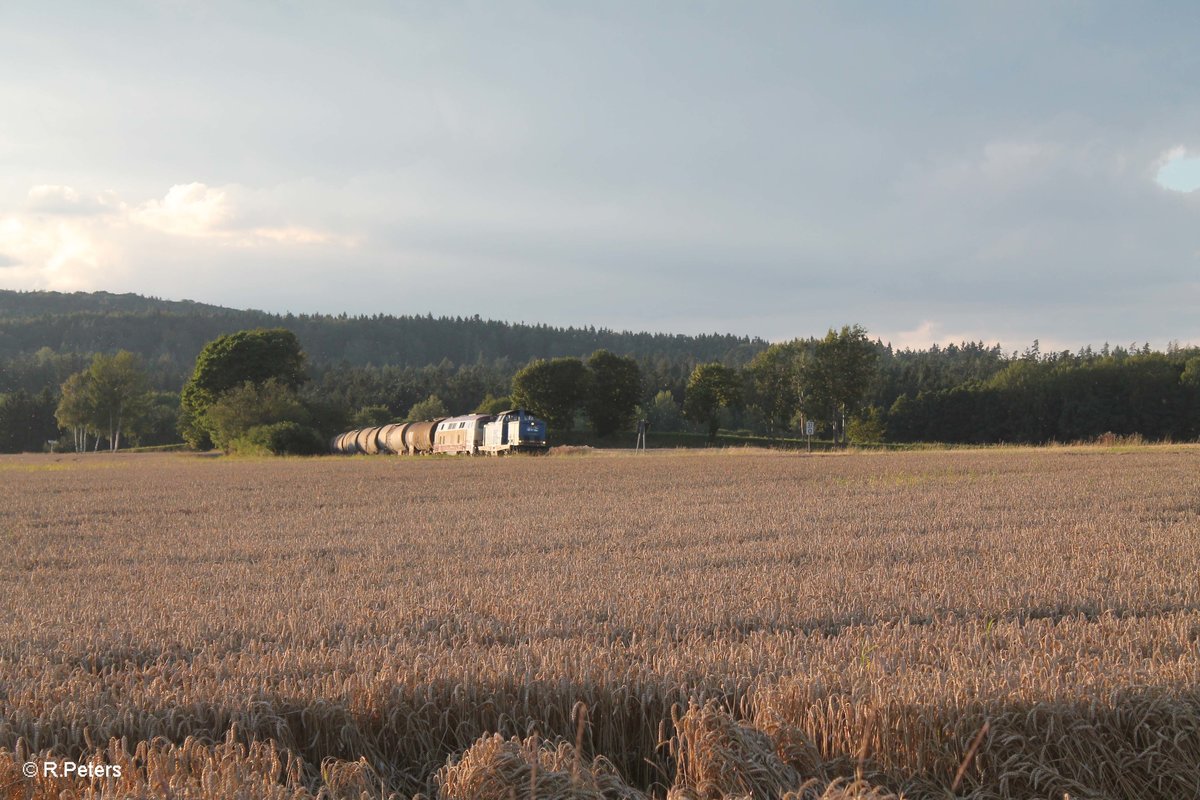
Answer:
1 1 1198 351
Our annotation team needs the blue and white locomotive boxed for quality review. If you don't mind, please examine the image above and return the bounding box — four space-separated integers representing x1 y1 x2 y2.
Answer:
330 409 548 456
480 409 548 455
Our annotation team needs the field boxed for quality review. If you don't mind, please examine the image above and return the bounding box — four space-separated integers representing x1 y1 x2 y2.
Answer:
2 447 1198 799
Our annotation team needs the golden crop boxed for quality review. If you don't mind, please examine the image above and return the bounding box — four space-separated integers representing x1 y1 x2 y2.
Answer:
1 446 1197 799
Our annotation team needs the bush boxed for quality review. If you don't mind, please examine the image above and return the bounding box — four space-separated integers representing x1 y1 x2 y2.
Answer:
232 421 326 456
205 379 310 451
847 406 886 444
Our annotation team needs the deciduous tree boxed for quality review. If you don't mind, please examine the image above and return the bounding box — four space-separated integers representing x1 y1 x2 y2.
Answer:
181 329 306 449
584 350 642 437
511 357 589 430
204 379 311 451
87 351 152 451
684 363 741 441
801 325 877 444
644 389 683 432
55 371 96 452
406 394 448 422
745 342 805 436
55 351 152 451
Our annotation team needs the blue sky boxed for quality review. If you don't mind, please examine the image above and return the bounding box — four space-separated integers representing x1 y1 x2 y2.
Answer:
1158 154 1200 193
1 1 1197 350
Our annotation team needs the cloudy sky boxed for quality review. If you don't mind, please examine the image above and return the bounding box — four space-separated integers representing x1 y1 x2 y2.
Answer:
1 2 1198 350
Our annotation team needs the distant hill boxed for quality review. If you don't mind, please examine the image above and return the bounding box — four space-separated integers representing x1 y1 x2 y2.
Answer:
0 290 766 382
0 290 234 318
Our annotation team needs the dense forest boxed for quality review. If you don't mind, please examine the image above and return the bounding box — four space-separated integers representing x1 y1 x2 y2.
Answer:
0 290 1197 451
0 290 763 382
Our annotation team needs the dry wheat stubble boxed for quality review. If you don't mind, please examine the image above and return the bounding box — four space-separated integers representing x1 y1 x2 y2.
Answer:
1 446 1198 799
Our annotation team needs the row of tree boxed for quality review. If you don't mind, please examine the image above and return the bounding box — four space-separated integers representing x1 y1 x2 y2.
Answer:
1 321 1198 453
885 352 1200 443
509 351 642 435
695 335 1200 445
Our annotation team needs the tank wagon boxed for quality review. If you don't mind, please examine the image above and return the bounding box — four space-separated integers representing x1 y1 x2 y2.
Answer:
330 409 547 455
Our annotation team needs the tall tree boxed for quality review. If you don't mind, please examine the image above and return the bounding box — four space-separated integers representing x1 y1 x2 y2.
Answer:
55 371 96 452
745 341 805 436
86 351 152 451
684 363 742 441
584 350 642 437
801 325 878 444
55 352 151 451
181 328 306 449
511 357 589 430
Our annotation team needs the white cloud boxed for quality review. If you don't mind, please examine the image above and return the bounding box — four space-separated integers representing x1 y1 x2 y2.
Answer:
130 182 231 236
0 214 119 290
0 181 352 292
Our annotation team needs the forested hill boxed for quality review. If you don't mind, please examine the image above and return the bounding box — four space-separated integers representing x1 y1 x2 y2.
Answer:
0 290 766 377
0 291 232 317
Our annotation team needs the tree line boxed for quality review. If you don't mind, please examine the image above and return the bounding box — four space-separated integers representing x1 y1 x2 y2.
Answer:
0 315 1197 452
0 290 762 381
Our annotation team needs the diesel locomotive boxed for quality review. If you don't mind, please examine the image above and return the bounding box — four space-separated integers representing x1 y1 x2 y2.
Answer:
329 409 548 456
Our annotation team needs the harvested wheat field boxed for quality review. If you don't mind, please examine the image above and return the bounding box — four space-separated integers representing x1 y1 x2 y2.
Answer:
2 446 1199 799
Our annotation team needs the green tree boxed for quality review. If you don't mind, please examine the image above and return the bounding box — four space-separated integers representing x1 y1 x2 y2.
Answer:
232 421 326 456
801 325 878 444
350 404 393 428
511 357 590 430
745 341 805 436
56 351 151 451
584 350 642 437
86 351 152 451
475 393 513 415
1182 356 1200 388
180 329 306 449
644 389 683 432
0 388 59 453
846 406 886 444
406 394 448 422
135 392 183 447
55 371 97 452
885 393 920 441
204 379 311 451
684 363 742 441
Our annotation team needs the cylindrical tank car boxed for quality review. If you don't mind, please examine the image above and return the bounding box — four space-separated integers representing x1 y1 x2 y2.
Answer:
330 410 547 455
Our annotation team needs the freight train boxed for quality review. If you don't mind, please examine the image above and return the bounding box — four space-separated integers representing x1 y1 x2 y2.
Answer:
329 409 548 455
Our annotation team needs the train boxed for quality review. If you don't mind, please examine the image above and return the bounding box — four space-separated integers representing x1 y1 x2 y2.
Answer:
329 408 548 455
